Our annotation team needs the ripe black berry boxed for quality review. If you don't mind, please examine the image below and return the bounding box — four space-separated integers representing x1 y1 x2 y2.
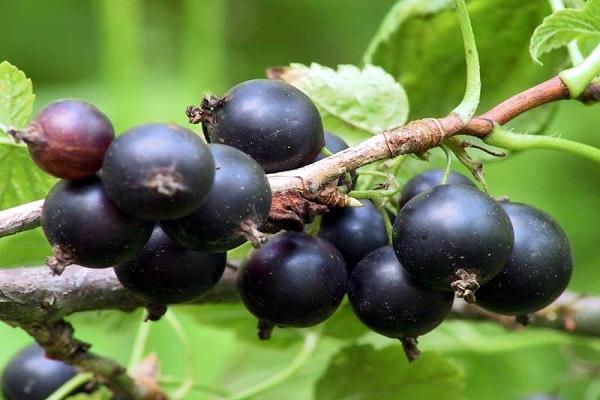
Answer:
476 202 573 315
398 169 474 208
1 344 78 400
314 131 349 161
115 226 226 304
23 99 114 180
199 79 324 173
161 144 271 252
237 232 347 333
318 199 388 271
42 177 153 270
392 184 514 301
349 246 453 338
101 123 214 220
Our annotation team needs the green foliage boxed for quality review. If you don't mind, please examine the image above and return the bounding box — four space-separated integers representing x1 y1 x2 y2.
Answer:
530 0 600 64
0 61 35 133
0 62 54 212
365 0 563 133
315 345 464 400
273 63 409 144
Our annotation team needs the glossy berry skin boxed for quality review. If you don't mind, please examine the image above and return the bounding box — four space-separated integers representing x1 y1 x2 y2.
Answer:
318 199 388 271
398 169 474 208
27 99 114 180
206 79 324 173
42 177 153 268
348 246 453 338
115 226 226 304
1 344 78 400
314 131 349 161
161 144 271 252
476 202 573 315
393 184 514 291
101 123 215 220
237 232 347 327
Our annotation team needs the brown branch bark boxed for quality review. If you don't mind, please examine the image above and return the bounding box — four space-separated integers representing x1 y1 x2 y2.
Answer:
1 77 596 238
0 266 238 400
1 265 600 338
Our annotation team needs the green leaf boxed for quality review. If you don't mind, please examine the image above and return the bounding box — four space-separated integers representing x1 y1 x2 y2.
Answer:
0 145 55 210
321 303 369 341
0 61 35 133
270 63 409 144
530 0 600 64
365 0 562 134
363 0 453 65
314 345 464 400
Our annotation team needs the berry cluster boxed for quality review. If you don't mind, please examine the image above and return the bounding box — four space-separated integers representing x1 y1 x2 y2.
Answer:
26 78 573 357
30 79 322 307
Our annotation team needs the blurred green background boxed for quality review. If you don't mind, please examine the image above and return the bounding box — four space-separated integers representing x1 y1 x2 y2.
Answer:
0 1 598 399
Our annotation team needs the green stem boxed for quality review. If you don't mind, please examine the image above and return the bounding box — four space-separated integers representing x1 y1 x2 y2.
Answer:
320 147 335 157
307 215 322 237
560 43 600 97
547 0 584 66
165 310 196 400
376 202 394 245
451 0 481 122
440 145 453 184
46 373 93 400
349 171 402 199
160 375 229 396
485 125 600 164
223 332 320 400
127 313 151 371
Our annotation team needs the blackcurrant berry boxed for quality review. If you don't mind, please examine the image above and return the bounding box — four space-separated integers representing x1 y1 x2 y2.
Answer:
24 99 114 180
101 123 215 220
200 79 324 173
348 246 453 338
160 144 271 252
314 131 349 161
1 344 78 400
42 177 153 270
318 199 388 271
398 169 474 208
476 202 573 315
392 184 514 301
237 232 347 332
114 226 226 304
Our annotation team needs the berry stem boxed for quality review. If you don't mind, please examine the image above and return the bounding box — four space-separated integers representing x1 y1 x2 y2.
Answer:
46 372 94 400
238 219 268 248
223 331 320 400
165 310 197 400
127 312 152 371
257 319 275 340
399 337 421 362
